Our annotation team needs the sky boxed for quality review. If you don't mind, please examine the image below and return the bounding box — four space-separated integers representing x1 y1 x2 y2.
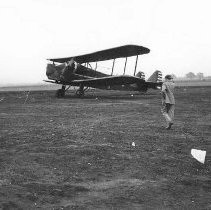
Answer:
0 0 211 85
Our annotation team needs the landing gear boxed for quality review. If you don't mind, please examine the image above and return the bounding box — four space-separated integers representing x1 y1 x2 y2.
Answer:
55 85 88 98
56 85 66 98
75 85 84 97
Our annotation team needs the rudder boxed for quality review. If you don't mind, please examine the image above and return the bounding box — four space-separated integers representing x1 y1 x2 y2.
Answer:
147 70 162 83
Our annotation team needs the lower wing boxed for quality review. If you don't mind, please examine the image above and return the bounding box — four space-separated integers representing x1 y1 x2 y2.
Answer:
69 75 144 88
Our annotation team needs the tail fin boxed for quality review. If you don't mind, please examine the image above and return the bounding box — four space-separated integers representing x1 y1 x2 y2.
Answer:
146 70 162 90
147 70 162 83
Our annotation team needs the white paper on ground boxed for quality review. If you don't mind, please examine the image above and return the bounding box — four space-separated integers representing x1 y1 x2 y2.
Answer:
191 149 206 164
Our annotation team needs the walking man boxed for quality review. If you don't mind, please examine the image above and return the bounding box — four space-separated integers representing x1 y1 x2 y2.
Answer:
161 75 175 129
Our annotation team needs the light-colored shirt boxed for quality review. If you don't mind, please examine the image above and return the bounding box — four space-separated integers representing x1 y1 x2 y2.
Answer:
162 81 175 104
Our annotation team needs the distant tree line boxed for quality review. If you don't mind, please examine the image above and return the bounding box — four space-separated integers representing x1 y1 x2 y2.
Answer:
185 72 204 80
171 72 205 80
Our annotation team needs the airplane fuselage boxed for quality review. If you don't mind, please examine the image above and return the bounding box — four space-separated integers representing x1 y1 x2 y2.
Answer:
46 62 147 92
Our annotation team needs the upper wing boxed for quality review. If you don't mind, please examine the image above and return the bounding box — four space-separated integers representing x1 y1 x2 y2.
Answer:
48 45 150 64
69 75 143 87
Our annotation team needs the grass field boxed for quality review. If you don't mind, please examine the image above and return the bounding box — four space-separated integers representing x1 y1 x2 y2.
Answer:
0 87 210 209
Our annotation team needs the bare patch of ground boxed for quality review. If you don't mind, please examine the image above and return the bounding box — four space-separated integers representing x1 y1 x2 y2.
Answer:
0 87 210 209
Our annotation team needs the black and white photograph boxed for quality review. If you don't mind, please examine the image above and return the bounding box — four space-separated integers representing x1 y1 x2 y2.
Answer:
0 0 210 209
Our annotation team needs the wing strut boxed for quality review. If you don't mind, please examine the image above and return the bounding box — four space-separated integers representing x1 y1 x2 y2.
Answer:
134 55 139 76
95 62 98 70
95 62 98 76
123 57 128 75
111 59 115 75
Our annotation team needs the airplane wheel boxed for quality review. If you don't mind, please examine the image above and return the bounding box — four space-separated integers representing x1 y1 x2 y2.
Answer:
56 89 65 98
76 90 84 97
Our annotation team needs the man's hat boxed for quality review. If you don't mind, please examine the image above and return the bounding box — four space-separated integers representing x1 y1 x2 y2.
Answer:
165 74 173 80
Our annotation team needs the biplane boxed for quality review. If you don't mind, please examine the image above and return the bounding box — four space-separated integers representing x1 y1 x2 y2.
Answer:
44 45 162 97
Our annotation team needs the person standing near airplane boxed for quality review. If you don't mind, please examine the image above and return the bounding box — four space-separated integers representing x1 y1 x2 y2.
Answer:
161 75 175 129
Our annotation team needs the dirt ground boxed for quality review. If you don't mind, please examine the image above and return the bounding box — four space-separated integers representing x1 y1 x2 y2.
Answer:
0 87 210 209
